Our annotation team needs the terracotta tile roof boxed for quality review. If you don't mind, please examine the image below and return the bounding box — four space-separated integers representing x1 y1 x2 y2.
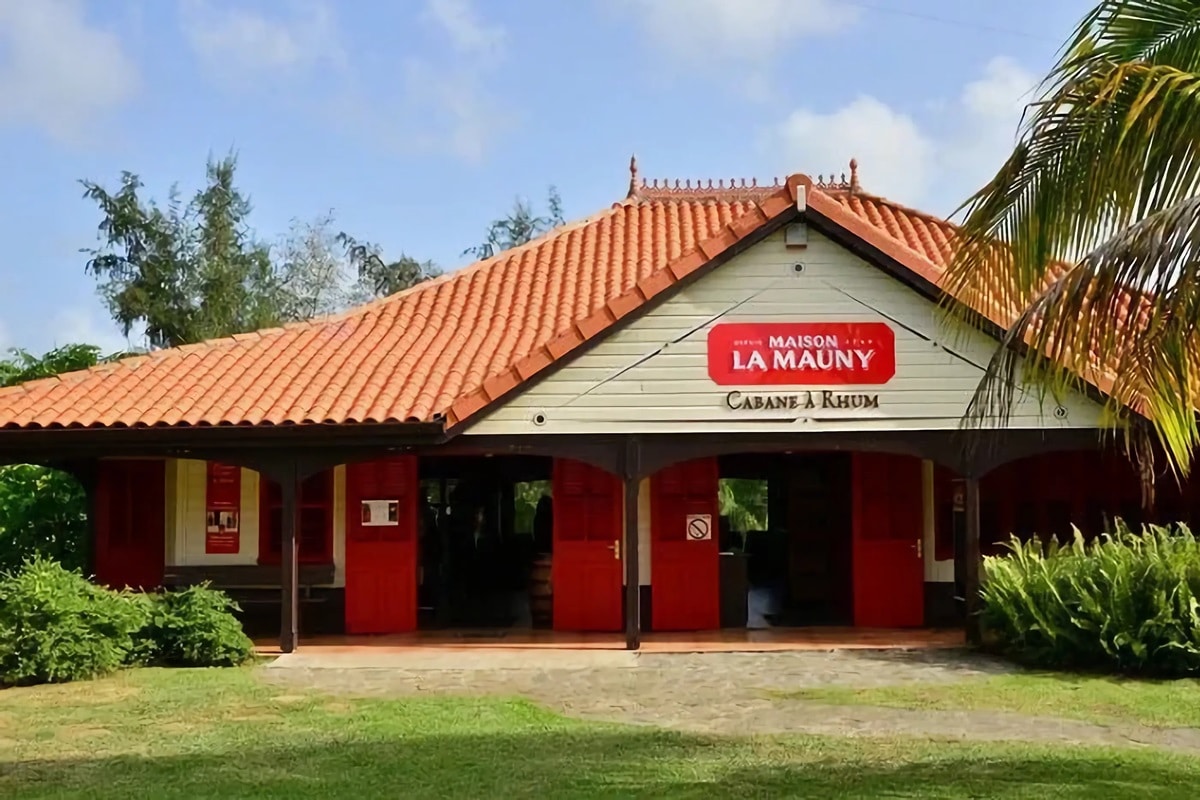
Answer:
0 173 805 430
0 162 1086 432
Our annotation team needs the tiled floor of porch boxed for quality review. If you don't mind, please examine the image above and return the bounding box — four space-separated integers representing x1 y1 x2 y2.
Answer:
255 627 965 656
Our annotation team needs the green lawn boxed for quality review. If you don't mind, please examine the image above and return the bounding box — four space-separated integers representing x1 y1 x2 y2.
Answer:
779 672 1200 729
2 668 1199 799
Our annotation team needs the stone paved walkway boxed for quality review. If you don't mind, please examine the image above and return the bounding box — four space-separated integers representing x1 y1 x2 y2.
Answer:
263 648 1200 754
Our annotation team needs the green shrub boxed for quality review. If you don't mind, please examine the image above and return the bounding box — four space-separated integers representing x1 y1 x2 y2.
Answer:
139 584 254 668
981 521 1200 676
0 556 149 685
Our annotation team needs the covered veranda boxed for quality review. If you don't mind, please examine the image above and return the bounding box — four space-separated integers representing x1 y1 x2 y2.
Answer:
0 423 1119 653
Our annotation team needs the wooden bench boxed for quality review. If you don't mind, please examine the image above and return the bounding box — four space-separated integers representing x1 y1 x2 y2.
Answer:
163 564 336 602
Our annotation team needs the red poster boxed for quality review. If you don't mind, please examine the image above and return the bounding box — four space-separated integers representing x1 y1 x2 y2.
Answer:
205 462 241 554
707 322 896 386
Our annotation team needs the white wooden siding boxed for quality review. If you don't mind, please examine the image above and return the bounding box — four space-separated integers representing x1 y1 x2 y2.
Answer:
467 229 1109 435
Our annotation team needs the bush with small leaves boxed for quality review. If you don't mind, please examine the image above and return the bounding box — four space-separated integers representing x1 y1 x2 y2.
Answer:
981 521 1200 676
139 584 254 668
0 557 149 685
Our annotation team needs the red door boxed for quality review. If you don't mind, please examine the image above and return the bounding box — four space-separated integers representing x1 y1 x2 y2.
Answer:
552 458 623 632
852 452 925 627
651 458 720 631
344 457 418 634
94 459 165 590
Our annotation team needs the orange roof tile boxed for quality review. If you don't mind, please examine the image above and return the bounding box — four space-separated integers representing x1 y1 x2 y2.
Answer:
0 164 1088 432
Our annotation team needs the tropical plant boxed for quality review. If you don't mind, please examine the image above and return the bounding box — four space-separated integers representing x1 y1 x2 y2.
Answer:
980 521 1200 676
944 0 1200 485
718 479 769 535
513 480 551 536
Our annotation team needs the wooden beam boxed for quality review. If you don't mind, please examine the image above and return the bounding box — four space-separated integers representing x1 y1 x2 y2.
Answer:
964 476 983 645
623 439 641 651
279 461 301 654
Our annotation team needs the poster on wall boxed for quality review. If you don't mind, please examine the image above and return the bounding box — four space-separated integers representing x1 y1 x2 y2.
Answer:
205 462 241 554
707 322 896 386
361 499 400 526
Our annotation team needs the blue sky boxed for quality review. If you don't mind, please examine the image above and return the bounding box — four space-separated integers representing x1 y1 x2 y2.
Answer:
0 0 1094 355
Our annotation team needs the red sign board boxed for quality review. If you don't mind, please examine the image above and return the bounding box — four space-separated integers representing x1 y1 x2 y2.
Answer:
707 322 896 386
205 462 241 554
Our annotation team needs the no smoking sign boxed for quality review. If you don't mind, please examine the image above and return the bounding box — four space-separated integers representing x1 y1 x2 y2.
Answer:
686 514 712 541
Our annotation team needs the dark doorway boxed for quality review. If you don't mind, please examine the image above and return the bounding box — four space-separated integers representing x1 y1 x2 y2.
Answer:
719 452 854 628
417 455 552 630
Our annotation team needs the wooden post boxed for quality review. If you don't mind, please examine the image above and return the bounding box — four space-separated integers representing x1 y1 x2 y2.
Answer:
280 461 301 654
964 476 982 645
623 439 641 651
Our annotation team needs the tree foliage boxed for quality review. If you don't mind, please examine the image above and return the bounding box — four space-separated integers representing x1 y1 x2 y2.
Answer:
338 232 442 299
0 345 101 573
0 343 105 385
80 155 444 348
719 479 769 535
82 157 563 349
82 156 287 348
944 0 1200 482
463 186 565 260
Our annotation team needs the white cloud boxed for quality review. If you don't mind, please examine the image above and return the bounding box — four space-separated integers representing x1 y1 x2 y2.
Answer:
337 0 510 163
619 0 857 62
403 61 510 163
180 0 344 80
763 56 1038 215
941 57 1038 194
615 0 857 101
423 0 505 60
768 96 935 202
0 0 139 144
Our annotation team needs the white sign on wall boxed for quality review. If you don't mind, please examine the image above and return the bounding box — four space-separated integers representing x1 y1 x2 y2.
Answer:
686 514 712 541
361 499 400 527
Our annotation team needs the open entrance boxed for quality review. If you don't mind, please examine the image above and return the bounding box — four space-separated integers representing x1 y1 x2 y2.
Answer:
720 453 853 628
649 451 925 631
410 455 622 633
414 455 551 630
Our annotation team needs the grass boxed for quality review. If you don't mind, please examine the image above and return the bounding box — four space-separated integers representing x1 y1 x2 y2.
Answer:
779 672 1200 729
2 668 1200 798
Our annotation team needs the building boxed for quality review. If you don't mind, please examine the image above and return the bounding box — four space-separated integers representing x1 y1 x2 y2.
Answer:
0 161 1185 652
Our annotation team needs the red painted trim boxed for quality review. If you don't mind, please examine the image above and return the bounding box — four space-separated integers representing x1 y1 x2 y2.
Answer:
344 456 419 634
93 459 166 590
551 458 624 632
649 457 720 631
257 469 335 565
851 452 924 627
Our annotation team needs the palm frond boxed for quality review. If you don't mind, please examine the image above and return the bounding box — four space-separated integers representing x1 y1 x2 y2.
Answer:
966 196 1200 475
944 2 1200 476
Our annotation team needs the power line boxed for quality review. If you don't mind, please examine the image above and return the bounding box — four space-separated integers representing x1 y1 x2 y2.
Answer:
842 1 1059 43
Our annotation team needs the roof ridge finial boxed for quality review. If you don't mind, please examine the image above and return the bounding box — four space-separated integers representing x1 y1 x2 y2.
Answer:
849 157 860 193
627 154 640 198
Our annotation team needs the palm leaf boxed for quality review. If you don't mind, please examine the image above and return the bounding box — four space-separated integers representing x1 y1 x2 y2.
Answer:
944 1 1200 477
